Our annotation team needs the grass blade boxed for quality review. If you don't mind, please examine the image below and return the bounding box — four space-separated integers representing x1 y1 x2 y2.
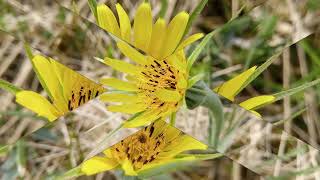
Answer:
273 78 320 101
187 31 215 72
183 0 208 38
87 0 98 22
0 79 21 94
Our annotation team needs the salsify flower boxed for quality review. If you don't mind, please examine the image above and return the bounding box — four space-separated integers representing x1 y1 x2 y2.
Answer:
96 2 204 127
13 55 105 121
81 120 207 176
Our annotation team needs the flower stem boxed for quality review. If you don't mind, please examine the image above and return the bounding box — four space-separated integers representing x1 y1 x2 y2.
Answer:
170 112 177 126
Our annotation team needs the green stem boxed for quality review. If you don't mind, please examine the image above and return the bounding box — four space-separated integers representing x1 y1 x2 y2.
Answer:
170 112 176 126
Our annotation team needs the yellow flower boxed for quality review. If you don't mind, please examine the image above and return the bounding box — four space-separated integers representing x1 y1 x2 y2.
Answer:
96 2 203 127
15 55 105 121
214 66 257 101
81 120 207 176
239 95 275 117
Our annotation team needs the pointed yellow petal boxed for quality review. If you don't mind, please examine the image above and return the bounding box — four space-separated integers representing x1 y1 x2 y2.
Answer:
100 78 138 91
100 93 140 103
167 54 187 73
138 156 196 172
81 156 119 175
214 66 257 101
160 12 189 58
149 18 167 59
122 159 138 176
30 55 62 103
160 135 207 158
239 95 275 110
248 110 262 118
97 4 121 37
107 103 147 114
51 57 105 112
176 33 204 51
16 91 60 121
104 57 142 76
117 42 148 65
155 89 181 102
133 3 152 51
123 110 160 128
116 3 131 43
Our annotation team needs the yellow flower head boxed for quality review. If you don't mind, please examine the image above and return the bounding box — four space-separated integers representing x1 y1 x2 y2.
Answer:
97 3 203 127
16 55 105 121
81 120 207 176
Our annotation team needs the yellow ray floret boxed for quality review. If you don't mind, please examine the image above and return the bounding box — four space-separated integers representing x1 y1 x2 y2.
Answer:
214 66 257 101
96 2 202 60
15 55 105 121
81 120 207 176
239 95 275 117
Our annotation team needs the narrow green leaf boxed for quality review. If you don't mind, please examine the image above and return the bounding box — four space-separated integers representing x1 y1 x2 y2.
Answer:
188 73 205 88
239 50 283 93
169 112 176 126
0 79 21 94
299 39 320 67
55 166 84 180
158 0 168 18
273 107 306 127
183 0 208 38
24 43 34 61
187 31 215 72
273 78 320 101
87 0 98 22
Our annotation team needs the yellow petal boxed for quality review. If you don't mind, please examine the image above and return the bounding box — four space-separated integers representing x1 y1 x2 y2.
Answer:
138 156 196 173
100 78 138 91
214 66 257 101
167 54 187 73
97 4 121 37
248 110 262 118
160 135 207 158
117 42 148 65
122 159 138 176
116 3 131 43
104 57 142 76
149 18 167 59
100 93 140 103
160 12 189 58
81 156 119 175
30 55 63 104
51 57 106 112
176 73 187 89
133 3 152 51
16 91 60 121
176 33 204 51
239 95 275 110
155 89 181 102
123 110 160 128
107 103 147 114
